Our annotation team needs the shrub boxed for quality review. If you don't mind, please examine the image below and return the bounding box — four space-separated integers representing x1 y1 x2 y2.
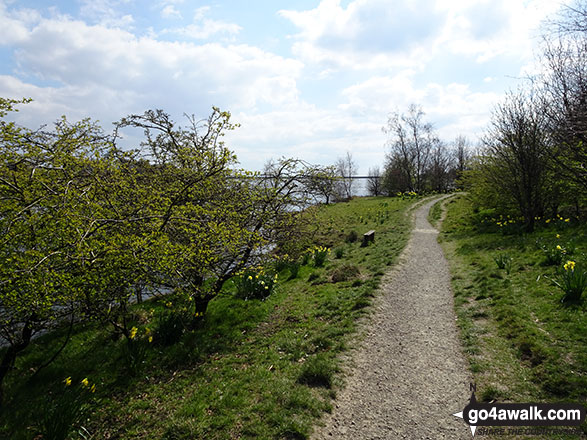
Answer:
330 264 360 283
345 230 358 243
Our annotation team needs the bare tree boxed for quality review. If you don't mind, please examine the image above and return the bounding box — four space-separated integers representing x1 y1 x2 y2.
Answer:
335 151 357 200
539 1 587 192
482 91 551 231
427 141 451 192
452 135 471 188
367 166 382 196
383 104 436 193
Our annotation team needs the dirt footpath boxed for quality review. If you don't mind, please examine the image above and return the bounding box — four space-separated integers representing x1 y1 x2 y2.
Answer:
312 196 472 440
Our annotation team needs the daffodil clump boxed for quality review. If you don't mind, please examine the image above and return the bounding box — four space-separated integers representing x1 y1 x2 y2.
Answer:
234 266 278 300
307 245 331 267
273 254 293 272
128 326 154 344
537 238 568 266
272 254 302 279
63 376 97 393
123 326 154 374
480 213 574 233
395 191 418 200
39 376 98 439
553 260 586 303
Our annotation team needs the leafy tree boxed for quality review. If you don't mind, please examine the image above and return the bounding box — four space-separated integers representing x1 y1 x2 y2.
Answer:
0 99 117 403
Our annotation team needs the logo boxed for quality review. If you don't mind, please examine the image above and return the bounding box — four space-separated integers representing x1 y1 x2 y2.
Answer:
452 383 586 437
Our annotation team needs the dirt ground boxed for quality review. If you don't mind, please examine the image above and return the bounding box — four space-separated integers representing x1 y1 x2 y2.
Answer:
311 196 472 440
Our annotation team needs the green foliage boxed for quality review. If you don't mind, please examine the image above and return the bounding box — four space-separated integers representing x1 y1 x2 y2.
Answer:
0 196 415 439
536 239 568 266
308 246 330 268
38 377 97 440
0 101 319 403
493 254 513 274
552 261 586 303
440 195 586 408
334 247 344 259
234 267 278 300
287 260 301 280
345 230 358 243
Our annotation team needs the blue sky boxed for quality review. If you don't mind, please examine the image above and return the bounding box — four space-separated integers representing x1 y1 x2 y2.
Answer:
0 0 562 173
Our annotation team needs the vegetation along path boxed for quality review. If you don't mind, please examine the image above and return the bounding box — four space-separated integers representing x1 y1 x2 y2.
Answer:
312 196 471 439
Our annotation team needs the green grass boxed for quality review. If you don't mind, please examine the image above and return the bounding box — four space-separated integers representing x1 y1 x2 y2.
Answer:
0 196 415 440
439 195 586 438
428 196 445 228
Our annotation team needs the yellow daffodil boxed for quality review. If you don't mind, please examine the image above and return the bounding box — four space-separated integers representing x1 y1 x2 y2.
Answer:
556 234 560 239
564 260 576 271
81 378 89 387
64 376 72 386
90 384 96 393
148 336 153 343
129 326 138 340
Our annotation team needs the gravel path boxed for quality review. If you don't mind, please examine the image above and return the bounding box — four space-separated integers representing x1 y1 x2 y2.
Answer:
312 196 471 440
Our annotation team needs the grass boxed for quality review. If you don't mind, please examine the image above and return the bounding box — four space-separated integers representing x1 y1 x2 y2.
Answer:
427 196 444 228
0 196 415 440
438 195 586 438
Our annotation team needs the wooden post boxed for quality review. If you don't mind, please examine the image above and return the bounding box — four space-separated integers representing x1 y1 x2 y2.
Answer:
361 230 375 247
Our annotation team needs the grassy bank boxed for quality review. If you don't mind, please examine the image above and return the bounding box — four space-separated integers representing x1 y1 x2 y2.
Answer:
437 195 586 437
1 196 415 440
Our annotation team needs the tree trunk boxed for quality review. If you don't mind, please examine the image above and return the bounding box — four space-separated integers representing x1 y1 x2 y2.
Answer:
0 321 33 407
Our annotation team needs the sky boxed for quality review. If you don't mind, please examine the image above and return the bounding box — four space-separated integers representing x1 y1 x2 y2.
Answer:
0 0 564 173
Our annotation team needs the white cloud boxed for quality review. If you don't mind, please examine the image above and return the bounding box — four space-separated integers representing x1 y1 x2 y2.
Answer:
280 0 445 72
162 6 242 40
161 5 182 19
79 0 134 28
0 0 565 175
281 0 562 72
339 73 501 142
0 4 302 137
